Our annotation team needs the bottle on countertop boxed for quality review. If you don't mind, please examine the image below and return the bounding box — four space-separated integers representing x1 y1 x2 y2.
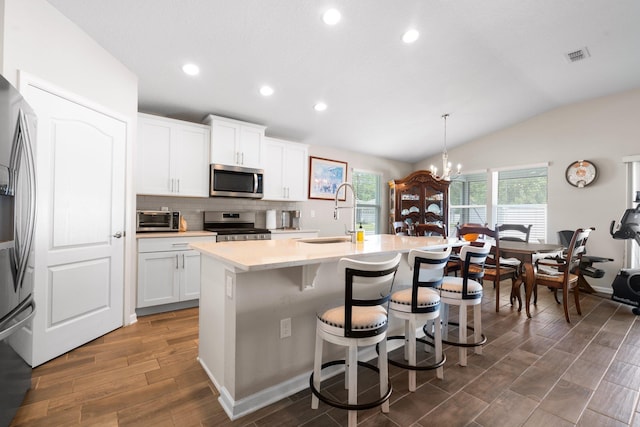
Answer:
356 224 365 242
179 216 188 232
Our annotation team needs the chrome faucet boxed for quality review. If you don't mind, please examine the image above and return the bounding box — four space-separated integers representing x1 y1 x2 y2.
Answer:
334 182 357 243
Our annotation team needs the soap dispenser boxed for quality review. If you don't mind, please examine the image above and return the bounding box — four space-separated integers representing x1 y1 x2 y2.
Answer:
356 223 365 242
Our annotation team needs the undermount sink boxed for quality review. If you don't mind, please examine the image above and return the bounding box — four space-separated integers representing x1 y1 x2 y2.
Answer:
297 236 352 244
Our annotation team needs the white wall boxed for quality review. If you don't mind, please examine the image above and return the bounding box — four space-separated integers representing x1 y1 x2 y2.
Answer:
415 89 640 292
1 0 139 323
303 145 413 237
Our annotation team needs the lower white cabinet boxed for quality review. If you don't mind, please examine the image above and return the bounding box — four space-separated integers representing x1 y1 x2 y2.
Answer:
137 235 215 308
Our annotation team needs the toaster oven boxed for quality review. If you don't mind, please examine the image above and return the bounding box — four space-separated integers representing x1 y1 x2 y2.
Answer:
136 210 180 232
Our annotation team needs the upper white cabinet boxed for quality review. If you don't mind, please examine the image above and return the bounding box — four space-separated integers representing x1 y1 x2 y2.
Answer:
263 137 309 201
205 114 266 169
137 113 210 197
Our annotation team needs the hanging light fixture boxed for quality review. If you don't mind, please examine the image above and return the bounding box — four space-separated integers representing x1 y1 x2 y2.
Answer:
430 113 461 181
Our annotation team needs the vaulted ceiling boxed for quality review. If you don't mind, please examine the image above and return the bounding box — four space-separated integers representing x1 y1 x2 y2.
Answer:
47 0 640 163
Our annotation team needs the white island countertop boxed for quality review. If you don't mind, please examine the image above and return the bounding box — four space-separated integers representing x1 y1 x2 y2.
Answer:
190 234 463 271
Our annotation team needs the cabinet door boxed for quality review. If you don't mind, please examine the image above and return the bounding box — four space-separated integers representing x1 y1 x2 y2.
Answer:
284 143 308 201
210 119 240 165
173 125 210 197
263 139 286 199
137 116 172 195
137 252 180 307
239 125 263 168
180 250 201 301
211 120 240 165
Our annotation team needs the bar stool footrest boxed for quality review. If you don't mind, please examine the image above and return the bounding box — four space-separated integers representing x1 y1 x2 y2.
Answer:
309 359 392 411
423 322 487 348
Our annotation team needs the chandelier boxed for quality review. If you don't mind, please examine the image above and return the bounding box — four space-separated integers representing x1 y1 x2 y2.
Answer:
430 113 461 181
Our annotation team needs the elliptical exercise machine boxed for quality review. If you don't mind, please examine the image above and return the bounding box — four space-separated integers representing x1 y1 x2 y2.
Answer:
610 195 640 314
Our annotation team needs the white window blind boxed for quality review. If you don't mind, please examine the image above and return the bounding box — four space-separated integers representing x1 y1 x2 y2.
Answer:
449 172 488 236
497 167 548 242
353 170 381 235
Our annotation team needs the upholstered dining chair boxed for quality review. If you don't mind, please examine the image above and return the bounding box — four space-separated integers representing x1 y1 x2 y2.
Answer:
310 253 402 427
535 227 594 322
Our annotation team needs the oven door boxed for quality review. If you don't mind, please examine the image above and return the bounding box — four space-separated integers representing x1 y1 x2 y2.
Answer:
136 211 178 232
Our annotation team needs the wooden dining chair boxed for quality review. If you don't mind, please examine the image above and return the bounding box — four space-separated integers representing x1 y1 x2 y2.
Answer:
496 223 532 302
456 224 519 312
534 227 594 322
415 224 460 276
393 221 407 235
496 224 532 242
414 223 446 237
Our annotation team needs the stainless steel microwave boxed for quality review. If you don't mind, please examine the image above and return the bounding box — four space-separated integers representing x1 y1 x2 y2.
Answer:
210 164 264 198
136 210 180 232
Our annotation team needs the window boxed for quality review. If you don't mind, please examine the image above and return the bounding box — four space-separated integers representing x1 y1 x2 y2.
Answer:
353 170 381 235
497 167 548 242
449 172 488 236
449 166 548 241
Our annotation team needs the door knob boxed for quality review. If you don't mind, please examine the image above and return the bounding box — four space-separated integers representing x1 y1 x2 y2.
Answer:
112 232 123 238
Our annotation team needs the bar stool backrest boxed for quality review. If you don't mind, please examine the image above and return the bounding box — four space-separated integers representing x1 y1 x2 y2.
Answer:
338 253 402 338
408 247 451 313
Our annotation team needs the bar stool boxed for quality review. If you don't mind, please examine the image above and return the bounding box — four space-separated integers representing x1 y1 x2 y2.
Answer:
428 243 490 366
310 253 402 427
387 247 450 391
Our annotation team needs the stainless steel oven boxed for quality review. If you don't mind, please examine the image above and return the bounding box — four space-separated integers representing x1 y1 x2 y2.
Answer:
203 211 270 242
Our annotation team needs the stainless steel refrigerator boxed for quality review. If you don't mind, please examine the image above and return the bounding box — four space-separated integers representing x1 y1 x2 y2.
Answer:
0 74 37 427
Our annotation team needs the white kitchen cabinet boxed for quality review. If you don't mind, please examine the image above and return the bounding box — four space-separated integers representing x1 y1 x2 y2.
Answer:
137 235 215 308
205 114 265 168
137 113 210 197
263 137 309 201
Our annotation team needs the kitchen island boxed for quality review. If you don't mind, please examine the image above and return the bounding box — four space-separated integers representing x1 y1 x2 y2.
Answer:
190 234 464 419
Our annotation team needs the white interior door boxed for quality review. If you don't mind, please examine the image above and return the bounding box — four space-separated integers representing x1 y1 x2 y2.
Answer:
21 80 126 366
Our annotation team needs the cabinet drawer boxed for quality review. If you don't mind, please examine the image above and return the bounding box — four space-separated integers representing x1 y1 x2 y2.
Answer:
138 235 216 253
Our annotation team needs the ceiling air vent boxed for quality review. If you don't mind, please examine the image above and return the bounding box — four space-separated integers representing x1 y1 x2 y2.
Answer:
565 47 591 63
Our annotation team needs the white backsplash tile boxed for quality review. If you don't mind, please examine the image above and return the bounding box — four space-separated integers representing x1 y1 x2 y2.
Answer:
136 195 301 230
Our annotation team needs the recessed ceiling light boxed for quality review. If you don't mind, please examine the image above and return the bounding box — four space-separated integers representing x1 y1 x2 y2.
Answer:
182 63 200 76
314 102 327 112
260 85 274 96
402 29 419 44
322 9 341 25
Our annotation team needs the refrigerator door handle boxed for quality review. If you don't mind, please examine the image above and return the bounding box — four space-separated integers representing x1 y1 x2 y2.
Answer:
0 299 35 341
11 110 37 293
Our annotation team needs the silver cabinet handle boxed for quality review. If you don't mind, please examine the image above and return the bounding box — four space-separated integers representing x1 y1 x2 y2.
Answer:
113 232 123 238
175 254 179 269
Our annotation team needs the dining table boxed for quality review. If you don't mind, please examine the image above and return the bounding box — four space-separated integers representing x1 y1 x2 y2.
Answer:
499 240 565 318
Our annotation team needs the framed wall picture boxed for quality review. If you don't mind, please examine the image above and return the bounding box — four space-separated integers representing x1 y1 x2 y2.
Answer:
308 156 348 200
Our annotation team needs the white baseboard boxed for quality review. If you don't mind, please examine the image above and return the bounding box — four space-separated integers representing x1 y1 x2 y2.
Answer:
197 342 405 421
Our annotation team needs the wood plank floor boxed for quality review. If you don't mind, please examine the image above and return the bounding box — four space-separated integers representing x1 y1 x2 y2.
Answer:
10 287 640 426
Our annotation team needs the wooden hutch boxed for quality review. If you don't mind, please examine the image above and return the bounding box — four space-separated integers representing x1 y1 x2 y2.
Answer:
388 170 450 234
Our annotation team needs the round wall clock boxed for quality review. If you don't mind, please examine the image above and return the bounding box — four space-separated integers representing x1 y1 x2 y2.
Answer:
565 160 598 188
